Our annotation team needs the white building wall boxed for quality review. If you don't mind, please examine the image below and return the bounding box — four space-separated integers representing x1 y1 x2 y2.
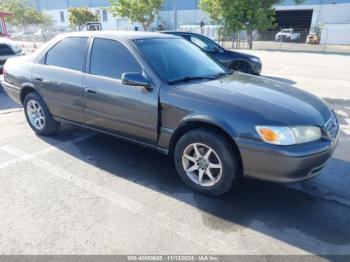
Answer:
44 9 68 29
44 8 211 31
159 9 210 29
276 2 350 44
275 3 350 24
43 3 350 44
320 24 350 44
315 3 350 24
43 8 143 31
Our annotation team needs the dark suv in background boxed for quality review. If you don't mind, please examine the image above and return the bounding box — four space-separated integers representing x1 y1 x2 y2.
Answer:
162 31 262 75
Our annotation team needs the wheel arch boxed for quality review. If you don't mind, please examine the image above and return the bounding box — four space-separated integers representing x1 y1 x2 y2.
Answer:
168 115 243 170
20 83 37 105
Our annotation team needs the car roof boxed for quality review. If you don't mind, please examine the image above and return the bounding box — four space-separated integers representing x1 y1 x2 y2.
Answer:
56 30 181 41
161 31 203 37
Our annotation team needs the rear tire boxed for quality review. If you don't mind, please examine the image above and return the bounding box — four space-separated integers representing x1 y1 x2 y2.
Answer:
24 92 60 136
174 128 241 196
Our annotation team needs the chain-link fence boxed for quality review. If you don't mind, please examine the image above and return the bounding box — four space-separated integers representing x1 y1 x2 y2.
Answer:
8 25 72 42
219 30 350 55
7 24 350 55
180 25 350 55
6 25 72 53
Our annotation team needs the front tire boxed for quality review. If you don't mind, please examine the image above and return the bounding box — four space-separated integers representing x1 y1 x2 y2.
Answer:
174 129 242 196
24 92 60 136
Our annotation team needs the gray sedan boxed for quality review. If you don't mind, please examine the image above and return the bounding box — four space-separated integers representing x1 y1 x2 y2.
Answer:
2 31 339 195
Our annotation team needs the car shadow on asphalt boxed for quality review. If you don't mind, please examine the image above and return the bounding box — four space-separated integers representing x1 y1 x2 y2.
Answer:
40 125 350 255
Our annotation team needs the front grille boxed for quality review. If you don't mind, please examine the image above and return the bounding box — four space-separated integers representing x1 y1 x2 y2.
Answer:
325 111 339 139
0 44 15 56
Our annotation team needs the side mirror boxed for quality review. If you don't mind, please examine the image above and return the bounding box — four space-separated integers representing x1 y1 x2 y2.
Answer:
122 72 153 90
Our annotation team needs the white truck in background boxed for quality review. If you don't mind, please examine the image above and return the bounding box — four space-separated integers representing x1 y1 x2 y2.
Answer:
275 28 301 42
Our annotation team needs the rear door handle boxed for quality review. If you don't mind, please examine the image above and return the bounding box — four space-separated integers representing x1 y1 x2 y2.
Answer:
85 87 97 94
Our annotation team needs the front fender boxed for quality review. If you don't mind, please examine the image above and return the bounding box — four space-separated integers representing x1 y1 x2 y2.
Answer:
179 113 238 138
157 112 240 154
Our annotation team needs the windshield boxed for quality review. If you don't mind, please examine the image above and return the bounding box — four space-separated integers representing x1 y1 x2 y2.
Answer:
135 38 228 83
281 29 292 33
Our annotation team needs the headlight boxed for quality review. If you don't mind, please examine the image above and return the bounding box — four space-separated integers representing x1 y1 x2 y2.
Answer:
256 126 322 145
10 44 22 53
250 57 261 64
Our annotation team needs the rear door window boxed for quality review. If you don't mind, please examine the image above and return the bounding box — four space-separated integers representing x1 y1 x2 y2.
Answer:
45 37 88 71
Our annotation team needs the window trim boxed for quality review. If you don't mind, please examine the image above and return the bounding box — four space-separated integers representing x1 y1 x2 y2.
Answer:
87 37 143 80
44 36 90 72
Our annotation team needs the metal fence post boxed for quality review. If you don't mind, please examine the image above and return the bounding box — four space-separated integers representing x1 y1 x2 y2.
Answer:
323 28 328 54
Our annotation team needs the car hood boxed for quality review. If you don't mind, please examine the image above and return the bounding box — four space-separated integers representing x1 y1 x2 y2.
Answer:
176 72 332 126
226 49 259 60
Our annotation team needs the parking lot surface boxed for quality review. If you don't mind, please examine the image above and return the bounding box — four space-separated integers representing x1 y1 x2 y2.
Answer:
0 51 350 255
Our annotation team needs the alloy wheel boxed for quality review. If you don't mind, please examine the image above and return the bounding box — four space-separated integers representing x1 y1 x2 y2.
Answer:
26 100 45 130
182 143 223 187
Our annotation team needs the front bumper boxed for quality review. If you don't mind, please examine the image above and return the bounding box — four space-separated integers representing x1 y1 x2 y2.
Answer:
238 134 339 183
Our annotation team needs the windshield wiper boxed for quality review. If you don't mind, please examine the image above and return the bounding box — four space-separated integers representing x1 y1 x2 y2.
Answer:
209 71 233 79
168 76 216 85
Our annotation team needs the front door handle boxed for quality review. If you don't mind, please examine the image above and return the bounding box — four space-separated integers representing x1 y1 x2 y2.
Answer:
85 87 97 94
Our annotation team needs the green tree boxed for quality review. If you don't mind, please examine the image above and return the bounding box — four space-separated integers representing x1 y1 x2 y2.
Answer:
109 0 163 31
200 0 304 49
0 0 53 27
68 7 98 29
